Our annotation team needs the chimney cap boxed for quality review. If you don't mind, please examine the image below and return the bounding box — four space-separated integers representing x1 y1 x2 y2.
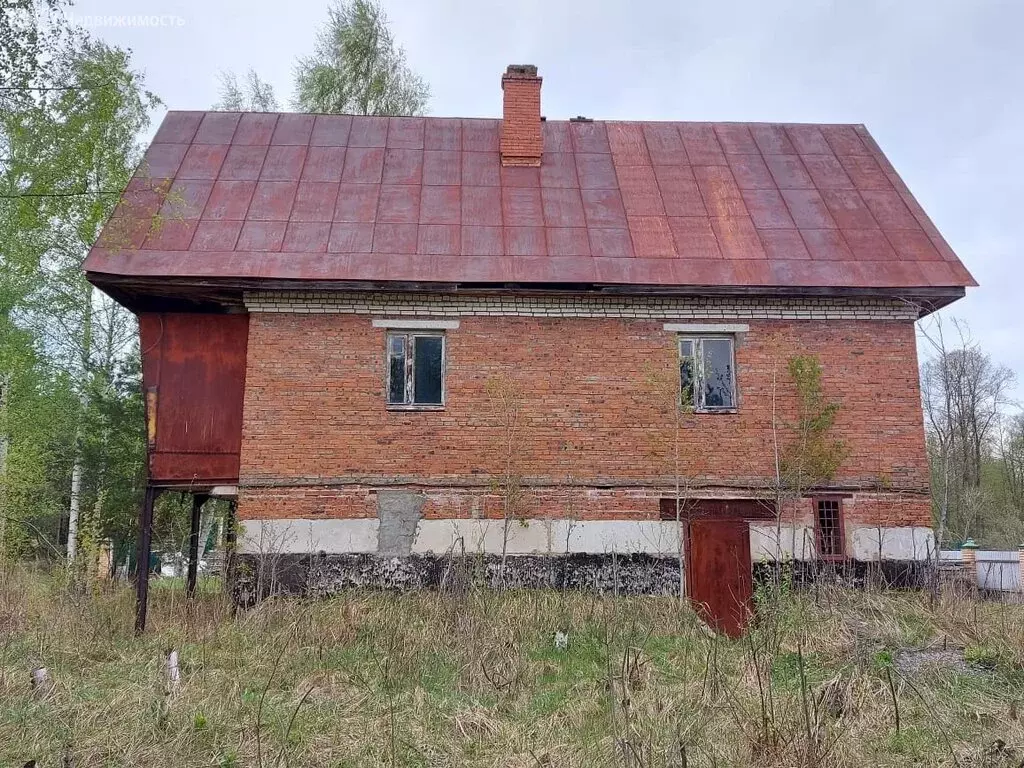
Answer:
503 64 539 79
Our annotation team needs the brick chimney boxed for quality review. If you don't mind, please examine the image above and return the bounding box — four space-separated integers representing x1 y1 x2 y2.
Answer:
500 65 542 167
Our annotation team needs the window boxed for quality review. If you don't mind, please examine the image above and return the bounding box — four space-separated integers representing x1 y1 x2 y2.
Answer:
679 337 736 411
814 498 845 560
386 332 445 407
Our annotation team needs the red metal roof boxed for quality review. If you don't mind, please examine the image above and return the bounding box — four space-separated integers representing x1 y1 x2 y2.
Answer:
84 111 976 293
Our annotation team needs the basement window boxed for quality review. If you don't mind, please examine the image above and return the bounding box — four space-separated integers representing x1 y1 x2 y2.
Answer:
386 332 445 408
814 498 846 560
679 337 736 411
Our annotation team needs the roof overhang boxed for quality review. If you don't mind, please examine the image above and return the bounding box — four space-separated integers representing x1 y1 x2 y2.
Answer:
86 265 965 318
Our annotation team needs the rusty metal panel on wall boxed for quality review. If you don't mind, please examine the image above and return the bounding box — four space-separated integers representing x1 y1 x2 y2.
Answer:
139 312 249 484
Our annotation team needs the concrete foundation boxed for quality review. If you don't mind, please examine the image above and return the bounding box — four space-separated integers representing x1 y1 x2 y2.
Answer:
231 552 684 605
752 559 935 590
230 516 936 606
230 551 933 607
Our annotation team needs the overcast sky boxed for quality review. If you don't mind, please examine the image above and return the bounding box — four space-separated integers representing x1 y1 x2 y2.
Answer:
73 0 1023 398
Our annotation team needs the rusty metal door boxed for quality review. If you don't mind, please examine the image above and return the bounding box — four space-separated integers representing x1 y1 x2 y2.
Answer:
686 518 753 638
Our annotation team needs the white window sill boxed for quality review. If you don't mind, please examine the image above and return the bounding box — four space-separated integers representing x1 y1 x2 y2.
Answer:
664 322 749 333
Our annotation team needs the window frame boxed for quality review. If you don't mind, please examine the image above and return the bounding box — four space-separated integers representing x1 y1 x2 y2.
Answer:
678 335 738 413
812 496 847 562
385 330 447 410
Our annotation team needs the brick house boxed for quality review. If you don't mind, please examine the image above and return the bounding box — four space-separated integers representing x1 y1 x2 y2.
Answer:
86 65 974 634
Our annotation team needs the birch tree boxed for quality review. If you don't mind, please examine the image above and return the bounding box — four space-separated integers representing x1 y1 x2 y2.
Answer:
1 2 157 563
293 0 429 115
214 69 279 111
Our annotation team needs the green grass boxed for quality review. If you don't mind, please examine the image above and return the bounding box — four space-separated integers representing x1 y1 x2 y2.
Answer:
1 565 1023 767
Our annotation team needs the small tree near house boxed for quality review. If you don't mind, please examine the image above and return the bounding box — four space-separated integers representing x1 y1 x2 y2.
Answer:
864 475 924 588
485 373 527 589
644 356 701 602
772 354 848 578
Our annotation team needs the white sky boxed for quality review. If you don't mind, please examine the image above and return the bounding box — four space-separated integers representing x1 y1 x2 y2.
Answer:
73 0 1023 398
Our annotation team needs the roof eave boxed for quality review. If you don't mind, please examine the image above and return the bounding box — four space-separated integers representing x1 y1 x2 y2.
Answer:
85 269 966 318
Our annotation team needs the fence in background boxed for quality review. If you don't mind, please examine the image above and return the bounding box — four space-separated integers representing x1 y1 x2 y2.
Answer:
940 549 1023 593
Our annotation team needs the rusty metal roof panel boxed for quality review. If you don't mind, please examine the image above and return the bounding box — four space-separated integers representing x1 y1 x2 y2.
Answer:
84 112 977 294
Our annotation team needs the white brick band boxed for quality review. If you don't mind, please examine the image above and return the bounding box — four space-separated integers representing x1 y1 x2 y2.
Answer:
372 318 461 329
663 323 750 333
244 292 919 321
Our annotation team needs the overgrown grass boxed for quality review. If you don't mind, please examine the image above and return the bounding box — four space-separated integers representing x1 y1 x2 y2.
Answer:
2 565 1023 767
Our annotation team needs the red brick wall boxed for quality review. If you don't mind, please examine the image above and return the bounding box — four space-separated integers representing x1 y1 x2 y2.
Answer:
842 495 933 530
242 486 673 522
238 314 930 527
238 486 933 532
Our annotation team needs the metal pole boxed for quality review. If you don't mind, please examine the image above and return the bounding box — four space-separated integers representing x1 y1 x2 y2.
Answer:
186 494 207 599
225 499 238 609
135 485 157 635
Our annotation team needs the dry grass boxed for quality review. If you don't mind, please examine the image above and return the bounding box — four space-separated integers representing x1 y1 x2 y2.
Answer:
2 565 1024 767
